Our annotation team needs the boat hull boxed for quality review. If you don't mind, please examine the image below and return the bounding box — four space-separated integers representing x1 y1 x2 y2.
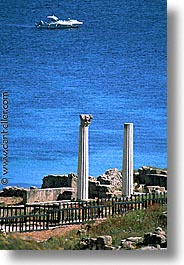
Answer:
35 18 83 29
36 24 79 29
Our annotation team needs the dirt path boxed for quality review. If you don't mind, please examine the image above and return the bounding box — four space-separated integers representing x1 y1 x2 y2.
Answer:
16 224 82 242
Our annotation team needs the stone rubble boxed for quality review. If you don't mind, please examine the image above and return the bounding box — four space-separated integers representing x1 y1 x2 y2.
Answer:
77 227 167 250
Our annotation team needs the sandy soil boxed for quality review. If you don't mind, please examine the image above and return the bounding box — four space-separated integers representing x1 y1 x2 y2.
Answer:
15 224 82 242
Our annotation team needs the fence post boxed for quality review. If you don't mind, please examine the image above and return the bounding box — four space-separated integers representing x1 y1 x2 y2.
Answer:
112 198 115 216
152 192 156 206
134 195 137 211
138 194 140 209
82 202 85 223
145 194 148 209
58 205 61 224
24 205 27 227
97 199 101 218
61 208 65 224
46 211 49 229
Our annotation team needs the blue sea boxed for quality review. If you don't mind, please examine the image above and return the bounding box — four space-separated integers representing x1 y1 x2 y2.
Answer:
0 0 167 188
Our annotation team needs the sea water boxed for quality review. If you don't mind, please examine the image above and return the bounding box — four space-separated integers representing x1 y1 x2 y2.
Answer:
0 0 167 187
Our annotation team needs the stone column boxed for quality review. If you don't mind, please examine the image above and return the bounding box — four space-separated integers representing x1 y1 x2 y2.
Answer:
77 114 93 200
122 123 133 196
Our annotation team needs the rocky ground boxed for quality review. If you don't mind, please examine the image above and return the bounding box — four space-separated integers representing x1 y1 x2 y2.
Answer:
6 223 167 250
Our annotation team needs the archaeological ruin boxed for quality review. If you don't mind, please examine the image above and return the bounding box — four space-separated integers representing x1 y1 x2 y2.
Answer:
0 116 167 204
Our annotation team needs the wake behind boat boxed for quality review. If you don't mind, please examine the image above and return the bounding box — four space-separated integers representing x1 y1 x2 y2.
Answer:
35 15 83 29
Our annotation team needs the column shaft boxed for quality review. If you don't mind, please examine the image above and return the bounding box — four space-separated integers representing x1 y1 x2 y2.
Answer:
122 123 133 196
77 114 93 200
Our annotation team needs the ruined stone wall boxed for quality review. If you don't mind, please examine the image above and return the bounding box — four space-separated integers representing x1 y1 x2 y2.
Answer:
0 186 28 198
134 166 167 189
0 186 76 204
0 167 167 204
23 187 76 204
41 173 77 189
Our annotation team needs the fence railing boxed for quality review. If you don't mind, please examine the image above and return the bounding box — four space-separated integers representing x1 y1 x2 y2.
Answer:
0 192 167 233
0 213 49 233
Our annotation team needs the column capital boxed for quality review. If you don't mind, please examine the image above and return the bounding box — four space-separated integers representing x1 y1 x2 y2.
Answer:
80 114 93 127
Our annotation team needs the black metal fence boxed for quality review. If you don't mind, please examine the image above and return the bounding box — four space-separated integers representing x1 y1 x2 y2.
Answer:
0 192 167 233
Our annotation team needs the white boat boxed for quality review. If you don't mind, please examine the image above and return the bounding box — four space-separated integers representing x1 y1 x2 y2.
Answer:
35 15 83 29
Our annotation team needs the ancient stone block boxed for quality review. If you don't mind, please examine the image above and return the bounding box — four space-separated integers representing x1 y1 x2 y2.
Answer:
143 227 167 248
96 235 112 250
